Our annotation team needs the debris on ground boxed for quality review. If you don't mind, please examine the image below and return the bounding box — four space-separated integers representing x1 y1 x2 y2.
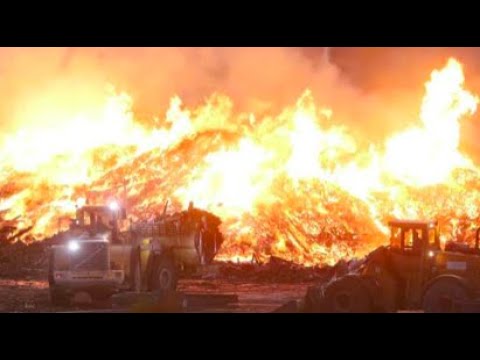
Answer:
0 230 69 278
0 240 50 278
112 290 239 312
268 254 369 313
0 227 362 313
210 256 336 283
301 253 371 312
0 232 362 285
185 293 238 310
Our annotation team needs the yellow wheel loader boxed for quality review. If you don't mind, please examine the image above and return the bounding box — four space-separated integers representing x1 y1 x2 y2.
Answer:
48 201 223 306
306 220 480 313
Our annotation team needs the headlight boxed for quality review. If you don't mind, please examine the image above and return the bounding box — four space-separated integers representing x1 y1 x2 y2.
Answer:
109 201 119 211
68 240 80 252
428 250 435 258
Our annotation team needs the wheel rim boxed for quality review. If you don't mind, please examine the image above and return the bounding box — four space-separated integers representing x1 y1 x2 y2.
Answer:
159 269 172 289
424 282 468 313
334 292 352 311
438 295 454 312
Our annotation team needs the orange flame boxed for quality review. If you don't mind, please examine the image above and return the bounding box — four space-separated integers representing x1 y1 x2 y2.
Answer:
1 57 479 266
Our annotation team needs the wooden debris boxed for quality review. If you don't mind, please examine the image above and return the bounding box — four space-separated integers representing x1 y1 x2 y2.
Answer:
184 293 238 309
215 256 334 283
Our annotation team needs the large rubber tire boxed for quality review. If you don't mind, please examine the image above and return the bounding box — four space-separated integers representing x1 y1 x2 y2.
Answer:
93 295 113 309
423 278 470 313
151 255 178 293
130 252 142 293
50 287 70 307
324 276 373 313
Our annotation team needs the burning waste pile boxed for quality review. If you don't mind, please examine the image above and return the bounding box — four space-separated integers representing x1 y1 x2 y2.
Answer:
1 57 480 283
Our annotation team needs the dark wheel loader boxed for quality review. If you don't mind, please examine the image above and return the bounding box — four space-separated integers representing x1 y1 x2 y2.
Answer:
306 219 480 313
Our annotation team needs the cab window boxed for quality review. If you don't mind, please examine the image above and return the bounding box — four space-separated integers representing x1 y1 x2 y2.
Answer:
404 228 422 249
403 228 424 254
428 227 440 249
390 227 402 249
96 212 112 228
83 212 92 226
428 228 436 245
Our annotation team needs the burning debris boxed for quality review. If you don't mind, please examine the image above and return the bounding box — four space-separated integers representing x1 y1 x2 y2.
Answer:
0 57 480 271
4 52 480 313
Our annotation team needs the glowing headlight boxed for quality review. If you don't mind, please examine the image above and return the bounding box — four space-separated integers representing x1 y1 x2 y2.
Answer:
109 201 119 211
428 250 435 258
68 240 80 252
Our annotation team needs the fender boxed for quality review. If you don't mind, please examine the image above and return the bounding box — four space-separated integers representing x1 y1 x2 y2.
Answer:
145 246 174 290
422 274 472 299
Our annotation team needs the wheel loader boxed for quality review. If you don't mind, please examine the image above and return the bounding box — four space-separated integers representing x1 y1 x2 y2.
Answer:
305 219 480 313
48 201 223 306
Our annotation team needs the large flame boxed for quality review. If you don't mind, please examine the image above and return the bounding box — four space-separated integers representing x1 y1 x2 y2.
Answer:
1 57 479 266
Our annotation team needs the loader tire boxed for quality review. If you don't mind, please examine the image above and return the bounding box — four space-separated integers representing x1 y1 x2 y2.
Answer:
304 285 328 312
324 276 373 313
423 278 470 313
50 287 69 307
151 255 178 293
130 251 142 292
93 295 113 309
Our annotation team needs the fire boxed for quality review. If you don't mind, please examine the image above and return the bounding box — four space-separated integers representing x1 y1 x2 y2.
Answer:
1 57 480 266
383 58 478 186
174 138 270 216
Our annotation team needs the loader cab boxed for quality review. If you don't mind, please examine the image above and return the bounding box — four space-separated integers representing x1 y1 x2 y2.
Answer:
388 220 440 255
73 202 128 242
387 220 441 308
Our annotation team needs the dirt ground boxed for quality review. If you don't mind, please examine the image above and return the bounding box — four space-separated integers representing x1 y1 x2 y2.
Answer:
0 278 50 312
177 280 310 312
0 243 330 312
0 236 340 312
0 274 311 313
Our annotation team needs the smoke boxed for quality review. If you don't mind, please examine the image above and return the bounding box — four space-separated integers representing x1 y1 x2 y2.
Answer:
0 47 479 152
330 48 480 146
